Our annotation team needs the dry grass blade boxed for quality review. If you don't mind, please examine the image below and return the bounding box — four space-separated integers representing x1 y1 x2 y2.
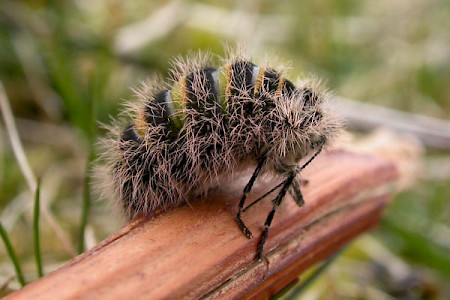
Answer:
0 81 76 256
0 82 36 191
335 97 450 150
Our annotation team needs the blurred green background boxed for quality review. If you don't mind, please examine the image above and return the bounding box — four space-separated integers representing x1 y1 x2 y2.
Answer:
0 0 449 298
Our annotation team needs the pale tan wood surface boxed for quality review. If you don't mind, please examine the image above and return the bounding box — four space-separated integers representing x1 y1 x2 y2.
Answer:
6 150 398 300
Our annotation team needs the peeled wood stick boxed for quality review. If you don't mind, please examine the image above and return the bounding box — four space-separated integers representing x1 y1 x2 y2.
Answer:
6 150 399 300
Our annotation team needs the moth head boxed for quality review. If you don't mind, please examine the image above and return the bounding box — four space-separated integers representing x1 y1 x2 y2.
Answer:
269 87 326 162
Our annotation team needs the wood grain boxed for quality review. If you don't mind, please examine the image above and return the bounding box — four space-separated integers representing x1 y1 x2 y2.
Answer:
6 150 398 300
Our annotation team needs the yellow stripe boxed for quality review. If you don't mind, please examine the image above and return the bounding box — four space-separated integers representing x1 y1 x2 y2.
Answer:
180 76 188 105
218 66 229 111
169 76 187 128
225 64 231 98
277 76 285 97
254 67 265 94
134 109 147 137
171 77 186 111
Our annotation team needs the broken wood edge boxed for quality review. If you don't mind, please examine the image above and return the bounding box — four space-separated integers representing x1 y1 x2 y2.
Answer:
6 150 399 300
223 194 389 299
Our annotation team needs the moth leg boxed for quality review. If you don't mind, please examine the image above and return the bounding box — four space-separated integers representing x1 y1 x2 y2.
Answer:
299 146 324 173
298 178 309 185
257 173 295 260
258 144 325 260
236 155 267 239
243 179 286 212
289 178 305 207
288 142 325 206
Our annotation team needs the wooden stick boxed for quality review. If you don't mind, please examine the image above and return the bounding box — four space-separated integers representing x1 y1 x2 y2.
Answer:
6 150 398 300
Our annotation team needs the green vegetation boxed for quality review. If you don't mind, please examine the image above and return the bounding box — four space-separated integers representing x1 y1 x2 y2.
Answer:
0 0 449 298
0 223 26 287
33 178 43 278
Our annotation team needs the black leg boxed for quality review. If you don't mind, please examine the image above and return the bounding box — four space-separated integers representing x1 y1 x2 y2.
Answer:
257 173 296 260
257 144 325 260
243 179 287 212
298 178 309 185
236 155 267 239
287 143 324 207
243 162 312 213
289 178 305 207
297 143 324 173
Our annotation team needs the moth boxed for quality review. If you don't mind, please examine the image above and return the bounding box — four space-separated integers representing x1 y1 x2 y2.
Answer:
97 49 342 260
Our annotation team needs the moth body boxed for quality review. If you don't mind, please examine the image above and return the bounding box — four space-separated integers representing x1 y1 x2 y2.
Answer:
98 49 342 259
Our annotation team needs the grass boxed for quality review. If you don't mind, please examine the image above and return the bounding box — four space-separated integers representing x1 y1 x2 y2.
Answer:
77 87 96 254
0 223 26 287
33 178 43 278
0 0 449 298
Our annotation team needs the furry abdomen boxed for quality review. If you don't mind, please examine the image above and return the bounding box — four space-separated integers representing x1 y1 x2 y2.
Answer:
100 52 340 219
